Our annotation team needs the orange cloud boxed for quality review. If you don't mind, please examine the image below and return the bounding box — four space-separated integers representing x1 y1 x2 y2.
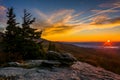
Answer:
90 15 110 25
33 9 82 36
90 15 120 25
42 18 120 42
42 24 73 36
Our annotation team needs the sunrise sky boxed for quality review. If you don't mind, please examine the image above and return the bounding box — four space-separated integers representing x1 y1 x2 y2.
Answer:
0 0 120 42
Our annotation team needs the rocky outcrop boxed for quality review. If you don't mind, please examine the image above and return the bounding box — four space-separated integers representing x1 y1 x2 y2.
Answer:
46 51 77 66
1 51 120 80
6 51 77 68
0 61 120 80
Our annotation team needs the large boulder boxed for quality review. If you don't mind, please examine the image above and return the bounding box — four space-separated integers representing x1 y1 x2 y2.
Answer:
59 53 77 66
46 51 62 60
60 53 77 62
46 51 77 66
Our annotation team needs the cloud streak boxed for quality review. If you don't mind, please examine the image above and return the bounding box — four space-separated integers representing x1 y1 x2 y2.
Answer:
72 14 120 34
91 9 120 13
99 1 120 8
74 5 120 24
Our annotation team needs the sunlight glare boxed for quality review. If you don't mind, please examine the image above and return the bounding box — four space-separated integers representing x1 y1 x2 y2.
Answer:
107 40 110 43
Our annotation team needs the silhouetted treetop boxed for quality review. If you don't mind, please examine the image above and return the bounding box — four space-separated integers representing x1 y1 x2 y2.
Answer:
22 9 35 28
6 7 19 35
22 9 42 39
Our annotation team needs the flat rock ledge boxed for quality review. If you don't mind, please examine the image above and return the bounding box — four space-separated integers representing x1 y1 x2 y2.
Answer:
0 61 120 80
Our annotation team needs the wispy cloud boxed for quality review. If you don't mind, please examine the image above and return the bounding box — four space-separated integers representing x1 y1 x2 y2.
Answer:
33 5 120 38
114 2 120 7
33 9 82 36
99 1 120 8
34 9 82 26
72 15 120 34
69 5 120 25
91 16 120 25
93 1 120 15
90 15 110 25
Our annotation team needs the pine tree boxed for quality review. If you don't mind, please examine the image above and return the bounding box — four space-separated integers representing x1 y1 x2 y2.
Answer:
20 9 44 59
2 7 23 62
22 9 42 40
6 8 18 35
4 7 21 53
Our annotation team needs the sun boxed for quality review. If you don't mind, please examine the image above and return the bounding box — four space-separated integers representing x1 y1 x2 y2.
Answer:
107 40 111 43
104 40 112 46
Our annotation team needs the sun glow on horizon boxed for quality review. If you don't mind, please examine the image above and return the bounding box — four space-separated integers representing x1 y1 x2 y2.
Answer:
104 40 112 46
107 40 111 43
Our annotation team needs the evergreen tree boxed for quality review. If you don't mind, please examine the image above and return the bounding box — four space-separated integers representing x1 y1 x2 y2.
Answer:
2 7 23 61
20 9 44 59
22 9 42 40
4 7 21 53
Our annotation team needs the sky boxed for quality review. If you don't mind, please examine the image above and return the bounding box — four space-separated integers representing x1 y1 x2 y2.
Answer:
0 0 120 42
